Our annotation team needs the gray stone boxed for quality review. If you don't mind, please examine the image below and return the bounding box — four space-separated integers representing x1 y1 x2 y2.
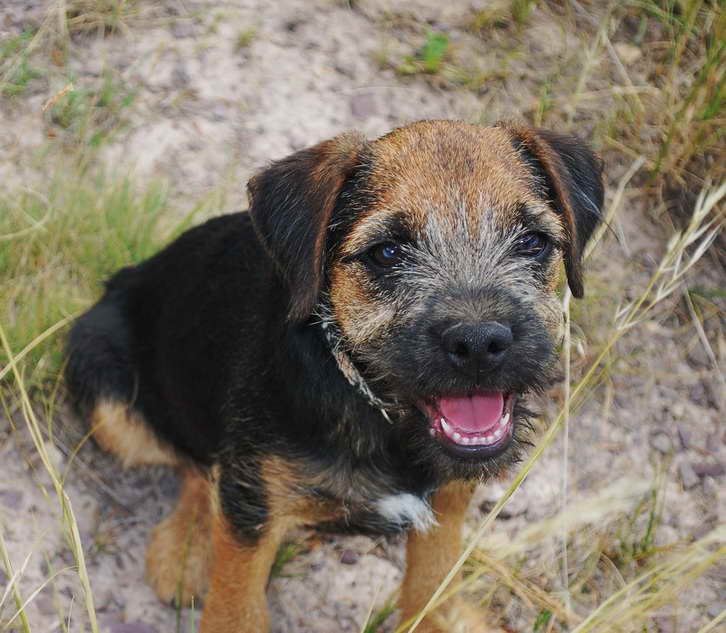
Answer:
339 550 358 565
649 432 672 454
679 461 699 489
691 460 725 478
676 424 690 450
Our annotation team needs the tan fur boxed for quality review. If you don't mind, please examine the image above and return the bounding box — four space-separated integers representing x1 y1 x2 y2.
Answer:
201 457 342 633
146 469 213 606
200 507 284 633
399 481 501 633
357 122 560 241
91 399 178 468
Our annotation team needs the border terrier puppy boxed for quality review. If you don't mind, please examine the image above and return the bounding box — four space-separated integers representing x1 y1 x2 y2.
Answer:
66 120 603 632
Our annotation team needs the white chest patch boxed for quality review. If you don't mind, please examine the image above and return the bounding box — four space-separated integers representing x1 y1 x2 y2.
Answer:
376 493 436 533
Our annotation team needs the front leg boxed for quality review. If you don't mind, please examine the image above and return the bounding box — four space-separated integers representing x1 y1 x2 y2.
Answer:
399 481 496 633
200 456 339 633
200 508 285 633
200 458 293 633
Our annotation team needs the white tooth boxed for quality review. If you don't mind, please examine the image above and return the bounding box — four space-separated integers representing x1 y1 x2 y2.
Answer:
486 434 494 443
494 428 502 439
502 412 510 426
464 436 473 445
441 419 452 434
475 436 485 445
453 431 462 442
429 428 435 437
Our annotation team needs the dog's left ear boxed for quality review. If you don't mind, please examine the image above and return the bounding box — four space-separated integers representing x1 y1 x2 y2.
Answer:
501 124 605 298
248 132 367 322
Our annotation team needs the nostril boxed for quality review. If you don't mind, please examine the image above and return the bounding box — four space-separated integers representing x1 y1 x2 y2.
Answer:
486 329 513 356
453 341 469 358
487 339 507 355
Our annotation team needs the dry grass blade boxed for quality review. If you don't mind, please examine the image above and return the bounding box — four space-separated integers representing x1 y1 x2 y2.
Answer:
0 526 33 632
0 316 76 384
697 608 726 633
570 528 726 633
0 323 99 633
5 567 70 628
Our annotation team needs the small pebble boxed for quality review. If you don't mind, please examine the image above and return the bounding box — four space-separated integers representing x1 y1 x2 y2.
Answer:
691 461 725 478
649 432 672 454
676 424 690 450
339 550 358 565
678 462 699 489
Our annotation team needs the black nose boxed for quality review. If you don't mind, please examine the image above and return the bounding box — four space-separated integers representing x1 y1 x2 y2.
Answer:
440 321 513 372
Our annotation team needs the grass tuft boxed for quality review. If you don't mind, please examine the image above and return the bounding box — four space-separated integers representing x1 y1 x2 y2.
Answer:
62 0 141 36
397 31 450 75
0 171 174 393
45 72 136 147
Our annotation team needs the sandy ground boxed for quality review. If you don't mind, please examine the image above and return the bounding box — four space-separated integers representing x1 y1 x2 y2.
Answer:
1 1 724 632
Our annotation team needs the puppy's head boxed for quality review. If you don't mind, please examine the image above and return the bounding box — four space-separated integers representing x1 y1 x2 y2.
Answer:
249 120 604 479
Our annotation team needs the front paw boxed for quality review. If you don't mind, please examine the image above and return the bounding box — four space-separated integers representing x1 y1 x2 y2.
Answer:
145 511 211 607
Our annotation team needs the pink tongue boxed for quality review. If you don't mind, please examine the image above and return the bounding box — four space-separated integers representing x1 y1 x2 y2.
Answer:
439 393 504 434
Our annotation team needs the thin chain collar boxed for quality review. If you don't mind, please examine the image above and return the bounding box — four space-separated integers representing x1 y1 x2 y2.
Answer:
316 303 395 424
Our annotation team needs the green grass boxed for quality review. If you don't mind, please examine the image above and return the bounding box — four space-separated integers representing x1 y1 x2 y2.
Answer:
63 0 141 35
46 72 137 147
270 542 303 579
0 171 179 393
362 597 397 633
0 29 43 96
397 31 450 75
235 27 257 51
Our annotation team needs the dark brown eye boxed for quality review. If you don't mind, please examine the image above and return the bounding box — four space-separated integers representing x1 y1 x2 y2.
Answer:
368 242 403 268
516 232 549 258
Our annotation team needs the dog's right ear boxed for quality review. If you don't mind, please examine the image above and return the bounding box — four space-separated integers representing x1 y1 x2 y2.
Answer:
248 132 367 322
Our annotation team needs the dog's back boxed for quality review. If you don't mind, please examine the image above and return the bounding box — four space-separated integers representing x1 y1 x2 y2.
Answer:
65 211 266 468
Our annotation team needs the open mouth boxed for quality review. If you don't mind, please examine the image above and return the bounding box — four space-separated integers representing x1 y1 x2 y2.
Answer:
424 392 516 457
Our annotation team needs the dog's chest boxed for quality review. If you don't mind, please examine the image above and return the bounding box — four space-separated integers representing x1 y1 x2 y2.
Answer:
307 462 438 535
373 492 436 532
